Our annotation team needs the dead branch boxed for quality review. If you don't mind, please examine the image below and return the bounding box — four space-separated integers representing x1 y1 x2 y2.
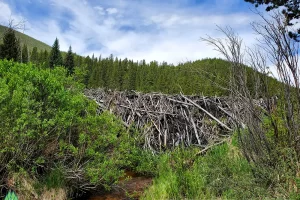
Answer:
84 89 265 152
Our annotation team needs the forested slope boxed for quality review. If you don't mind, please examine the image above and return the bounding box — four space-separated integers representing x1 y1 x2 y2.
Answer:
0 25 51 51
0 25 280 97
83 56 280 97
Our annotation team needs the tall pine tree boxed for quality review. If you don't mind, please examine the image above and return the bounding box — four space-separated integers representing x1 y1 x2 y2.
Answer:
49 38 63 69
40 50 49 68
31 47 39 64
0 28 20 61
21 44 29 63
64 46 75 76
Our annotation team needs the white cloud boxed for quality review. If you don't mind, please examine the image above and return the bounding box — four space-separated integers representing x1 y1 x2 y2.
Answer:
0 0 262 65
94 6 105 15
106 7 118 15
0 1 24 26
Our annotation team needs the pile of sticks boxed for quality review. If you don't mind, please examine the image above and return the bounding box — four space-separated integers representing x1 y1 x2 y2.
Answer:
84 89 237 152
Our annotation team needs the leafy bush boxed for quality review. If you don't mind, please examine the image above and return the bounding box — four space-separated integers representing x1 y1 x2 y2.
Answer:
0 60 139 197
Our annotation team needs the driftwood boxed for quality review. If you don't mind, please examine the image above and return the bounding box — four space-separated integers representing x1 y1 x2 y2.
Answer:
84 88 241 152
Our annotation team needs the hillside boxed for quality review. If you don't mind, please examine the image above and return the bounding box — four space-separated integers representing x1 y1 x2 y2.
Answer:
85 56 281 97
0 24 280 97
0 25 51 51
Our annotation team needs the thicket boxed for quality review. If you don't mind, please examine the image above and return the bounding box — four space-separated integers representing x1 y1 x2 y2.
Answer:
0 59 153 198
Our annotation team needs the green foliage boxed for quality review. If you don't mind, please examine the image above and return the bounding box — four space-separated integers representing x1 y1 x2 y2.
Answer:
42 167 65 189
142 142 268 200
30 47 38 64
0 28 20 61
39 50 49 68
64 46 74 76
0 60 143 196
238 103 300 198
49 38 63 69
84 56 281 96
21 44 28 63
114 125 159 176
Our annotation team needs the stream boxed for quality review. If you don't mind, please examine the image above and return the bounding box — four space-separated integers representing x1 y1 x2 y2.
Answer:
84 171 152 200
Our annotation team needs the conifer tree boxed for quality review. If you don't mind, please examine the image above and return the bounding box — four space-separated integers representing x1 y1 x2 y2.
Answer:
49 38 63 69
64 46 75 75
84 56 92 86
41 50 49 68
0 28 20 61
128 60 137 90
118 58 128 90
31 47 38 64
21 43 29 63
16 39 22 62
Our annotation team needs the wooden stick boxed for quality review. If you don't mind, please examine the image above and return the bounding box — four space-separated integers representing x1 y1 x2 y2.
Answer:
181 94 232 131
195 138 228 156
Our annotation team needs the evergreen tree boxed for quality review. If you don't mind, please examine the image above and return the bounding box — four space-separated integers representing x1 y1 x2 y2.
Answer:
118 58 127 90
0 28 20 61
128 60 137 91
31 47 38 64
41 50 49 68
84 56 92 86
107 57 117 89
37 50 49 68
21 44 29 63
100 55 111 89
64 46 75 75
16 39 22 62
49 38 63 69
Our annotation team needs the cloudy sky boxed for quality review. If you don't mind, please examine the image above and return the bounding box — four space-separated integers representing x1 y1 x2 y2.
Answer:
0 0 263 64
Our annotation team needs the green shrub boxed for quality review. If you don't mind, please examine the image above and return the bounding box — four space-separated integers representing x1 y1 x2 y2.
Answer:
0 60 139 196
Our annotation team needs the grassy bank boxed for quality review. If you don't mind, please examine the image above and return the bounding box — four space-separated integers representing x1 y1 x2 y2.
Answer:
142 138 271 200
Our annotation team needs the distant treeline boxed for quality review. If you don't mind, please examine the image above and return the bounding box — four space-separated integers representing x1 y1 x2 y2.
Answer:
0 26 280 97
80 55 281 97
21 45 282 96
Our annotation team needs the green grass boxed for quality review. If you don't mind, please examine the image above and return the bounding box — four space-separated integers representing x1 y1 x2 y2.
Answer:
142 139 269 200
0 25 51 51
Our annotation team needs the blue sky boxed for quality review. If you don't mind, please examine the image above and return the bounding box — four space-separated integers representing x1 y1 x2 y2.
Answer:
0 0 262 64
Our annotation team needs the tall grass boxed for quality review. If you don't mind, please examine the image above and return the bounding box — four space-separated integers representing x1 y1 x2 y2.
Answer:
142 138 268 200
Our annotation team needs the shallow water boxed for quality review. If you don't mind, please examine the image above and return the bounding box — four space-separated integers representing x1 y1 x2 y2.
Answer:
87 171 152 200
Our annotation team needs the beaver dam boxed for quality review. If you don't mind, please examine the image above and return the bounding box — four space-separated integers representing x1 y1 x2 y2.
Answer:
84 89 262 153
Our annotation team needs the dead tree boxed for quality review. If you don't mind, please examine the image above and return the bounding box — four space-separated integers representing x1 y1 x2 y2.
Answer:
202 11 300 196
